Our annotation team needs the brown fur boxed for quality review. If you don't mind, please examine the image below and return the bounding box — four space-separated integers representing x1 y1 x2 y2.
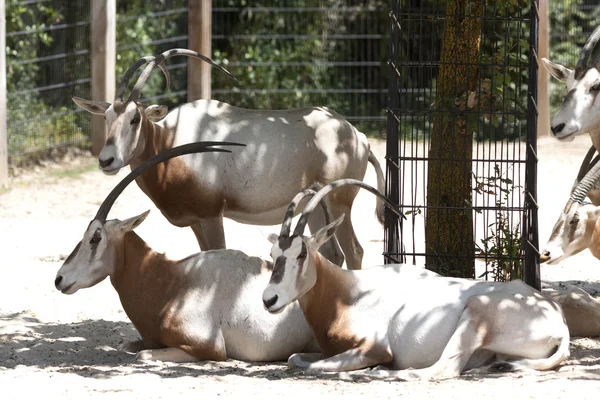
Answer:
298 254 392 362
110 231 227 360
129 116 225 225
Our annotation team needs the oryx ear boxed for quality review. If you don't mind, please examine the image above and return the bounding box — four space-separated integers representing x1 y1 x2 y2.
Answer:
72 97 111 115
541 58 572 83
145 105 168 120
311 214 345 250
118 210 150 232
267 233 279 244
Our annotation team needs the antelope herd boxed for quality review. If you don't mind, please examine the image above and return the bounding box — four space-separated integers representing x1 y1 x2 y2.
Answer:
51 41 600 382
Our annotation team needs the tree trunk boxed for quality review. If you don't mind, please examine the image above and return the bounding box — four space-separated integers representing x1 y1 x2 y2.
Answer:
425 0 483 278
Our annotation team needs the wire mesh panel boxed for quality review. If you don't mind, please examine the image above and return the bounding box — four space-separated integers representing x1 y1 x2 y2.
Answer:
549 0 600 113
385 0 539 287
6 0 91 161
212 0 389 136
113 0 189 107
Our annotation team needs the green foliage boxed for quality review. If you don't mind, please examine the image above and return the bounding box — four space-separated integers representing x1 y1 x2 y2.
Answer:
474 164 523 282
115 0 188 107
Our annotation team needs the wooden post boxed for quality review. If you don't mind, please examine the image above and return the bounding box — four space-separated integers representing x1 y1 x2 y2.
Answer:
188 0 212 101
90 0 116 155
537 0 550 137
0 0 8 188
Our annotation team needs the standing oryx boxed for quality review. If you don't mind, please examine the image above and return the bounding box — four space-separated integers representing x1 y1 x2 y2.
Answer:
72 48 386 270
262 180 570 380
55 141 320 363
542 26 600 148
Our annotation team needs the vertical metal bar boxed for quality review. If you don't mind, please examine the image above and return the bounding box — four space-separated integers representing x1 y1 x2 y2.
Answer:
384 1 402 263
90 0 116 155
188 0 212 101
537 0 550 137
524 0 541 290
0 0 7 188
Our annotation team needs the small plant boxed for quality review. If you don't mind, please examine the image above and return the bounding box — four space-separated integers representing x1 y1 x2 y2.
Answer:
474 164 523 282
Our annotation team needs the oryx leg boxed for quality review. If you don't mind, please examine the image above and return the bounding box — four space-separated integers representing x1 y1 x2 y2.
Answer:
190 214 226 251
288 346 392 372
120 339 146 353
136 347 199 363
307 198 345 267
329 188 363 270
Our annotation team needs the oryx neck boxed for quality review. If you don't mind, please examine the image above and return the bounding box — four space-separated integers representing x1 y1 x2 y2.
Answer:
110 231 171 290
590 219 600 260
297 254 358 356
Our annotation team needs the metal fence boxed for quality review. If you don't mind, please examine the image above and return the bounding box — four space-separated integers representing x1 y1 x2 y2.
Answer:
5 0 389 163
6 0 91 161
384 0 540 287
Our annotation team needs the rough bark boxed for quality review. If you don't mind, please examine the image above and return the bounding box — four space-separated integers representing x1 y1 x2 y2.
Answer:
425 0 483 277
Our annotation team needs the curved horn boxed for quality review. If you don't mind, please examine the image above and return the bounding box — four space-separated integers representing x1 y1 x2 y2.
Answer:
279 189 332 237
116 56 171 101
575 145 598 184
570 151 600 203
292 179 404 236
128 49 237 102
575 25 600 77
94 141 246 223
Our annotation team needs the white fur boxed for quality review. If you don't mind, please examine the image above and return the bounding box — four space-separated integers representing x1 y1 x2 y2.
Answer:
262 219 570 380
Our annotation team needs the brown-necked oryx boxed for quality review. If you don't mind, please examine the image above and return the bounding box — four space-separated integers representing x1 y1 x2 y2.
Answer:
54 142 320 363
262 180 570 380
71 48 386 270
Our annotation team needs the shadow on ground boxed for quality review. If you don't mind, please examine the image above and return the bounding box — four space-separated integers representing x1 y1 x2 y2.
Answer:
1 310 600 383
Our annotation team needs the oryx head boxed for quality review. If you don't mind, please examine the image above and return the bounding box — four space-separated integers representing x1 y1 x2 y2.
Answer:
542 26 600 140
541 152 600 264
54 141 243 294
72 49 235 174
262 180 404 314
54 211 150 294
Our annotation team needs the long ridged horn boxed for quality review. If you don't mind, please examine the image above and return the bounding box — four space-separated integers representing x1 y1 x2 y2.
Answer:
279 189 331 237
128 49 236 102
116 56 171 101
292 179 404 237
575 25 600 78
570 151 600 203
575 146 598 184
94 141 245 223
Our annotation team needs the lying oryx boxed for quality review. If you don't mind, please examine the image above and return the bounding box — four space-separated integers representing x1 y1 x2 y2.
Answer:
540 149 600 265
54 142 318 362
72 48 386 270
262 180 570 380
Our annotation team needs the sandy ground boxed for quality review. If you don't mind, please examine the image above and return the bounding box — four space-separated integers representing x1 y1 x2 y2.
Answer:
1 137 600 399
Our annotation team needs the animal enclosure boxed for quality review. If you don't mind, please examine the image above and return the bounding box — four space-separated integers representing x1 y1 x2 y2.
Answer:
384 0 540 288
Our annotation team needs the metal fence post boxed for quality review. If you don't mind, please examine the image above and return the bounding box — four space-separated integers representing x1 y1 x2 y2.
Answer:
537 0 550 137
90 0 116 155
0 0 7 188
188 0 211 101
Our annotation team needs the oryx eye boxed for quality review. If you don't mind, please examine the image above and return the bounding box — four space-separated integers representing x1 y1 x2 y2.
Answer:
570 215 580 225
90 230 102 244
298 247 307 259
591 83 600 92
131 117 140 125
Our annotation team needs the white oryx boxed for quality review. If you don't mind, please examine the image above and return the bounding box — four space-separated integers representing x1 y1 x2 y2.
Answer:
55 142 318 362
542 26 600 147
72 48 386 270
262 180 570 380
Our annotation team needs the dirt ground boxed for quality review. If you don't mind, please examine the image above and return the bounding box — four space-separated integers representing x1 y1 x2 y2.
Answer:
1 137 600 399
